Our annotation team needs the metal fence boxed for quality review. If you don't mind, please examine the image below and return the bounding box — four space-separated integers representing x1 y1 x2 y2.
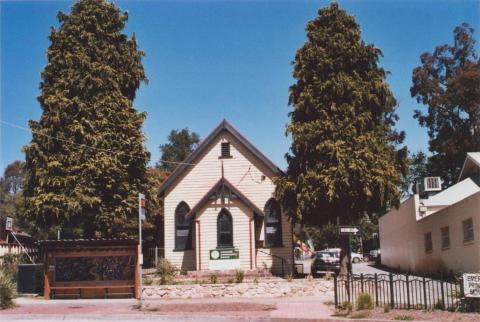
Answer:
143 246 164 268
334 273 480 312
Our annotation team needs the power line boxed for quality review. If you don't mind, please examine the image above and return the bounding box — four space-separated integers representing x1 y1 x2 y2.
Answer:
0 119 196 166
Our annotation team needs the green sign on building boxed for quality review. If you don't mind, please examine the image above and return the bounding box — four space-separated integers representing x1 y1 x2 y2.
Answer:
210 248 239 260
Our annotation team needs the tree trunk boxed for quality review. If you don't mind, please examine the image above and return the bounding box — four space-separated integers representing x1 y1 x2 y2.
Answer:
340 235 352 274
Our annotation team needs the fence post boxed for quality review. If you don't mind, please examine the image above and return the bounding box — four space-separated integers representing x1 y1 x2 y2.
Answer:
347 274 351 303
334 274 338 308
155 246 158 267
440 273 445 310
360 273 364 293
389 273 394 309
422 275 428 310
459 273 465 312
374 273 379 307
406 274 410 309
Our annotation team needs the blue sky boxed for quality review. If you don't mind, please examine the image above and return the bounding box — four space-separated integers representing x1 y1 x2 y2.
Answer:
1 0 479 171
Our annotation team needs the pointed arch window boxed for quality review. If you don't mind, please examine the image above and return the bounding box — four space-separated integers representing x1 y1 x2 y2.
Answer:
175 201 192 250
217 209 233 248
264 198 282 247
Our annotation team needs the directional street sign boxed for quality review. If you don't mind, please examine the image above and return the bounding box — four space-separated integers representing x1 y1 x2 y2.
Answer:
339 226 360 236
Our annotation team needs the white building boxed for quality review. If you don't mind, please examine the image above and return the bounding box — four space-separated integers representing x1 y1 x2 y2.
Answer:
379 153 480 274
159 120 293 275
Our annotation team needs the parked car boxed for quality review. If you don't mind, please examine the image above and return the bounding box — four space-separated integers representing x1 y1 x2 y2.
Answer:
323 248 363 263
311 251 340 276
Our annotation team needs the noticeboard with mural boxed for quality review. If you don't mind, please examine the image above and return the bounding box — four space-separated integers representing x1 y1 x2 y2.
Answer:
54 256 136 282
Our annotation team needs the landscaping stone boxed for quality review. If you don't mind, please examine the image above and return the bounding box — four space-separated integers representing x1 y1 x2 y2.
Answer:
142 279 333 299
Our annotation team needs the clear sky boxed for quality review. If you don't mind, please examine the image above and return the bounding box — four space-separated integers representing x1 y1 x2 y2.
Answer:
1 0 479 171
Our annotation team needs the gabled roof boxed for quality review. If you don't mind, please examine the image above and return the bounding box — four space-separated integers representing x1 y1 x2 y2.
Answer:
423 177 480 207
458 152 480 182
159 119 283 195
185 177 264 219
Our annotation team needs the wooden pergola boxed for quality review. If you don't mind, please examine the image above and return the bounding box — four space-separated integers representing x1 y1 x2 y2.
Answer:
39 238 139 299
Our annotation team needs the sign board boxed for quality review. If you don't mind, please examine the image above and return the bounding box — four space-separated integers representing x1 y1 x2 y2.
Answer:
339 226 360 236
138 193 146 220
210 248 239 260
5 217 13 231
463 273 480 297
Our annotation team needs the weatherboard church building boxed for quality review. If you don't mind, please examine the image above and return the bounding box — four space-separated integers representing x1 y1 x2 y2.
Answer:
159 120 293 274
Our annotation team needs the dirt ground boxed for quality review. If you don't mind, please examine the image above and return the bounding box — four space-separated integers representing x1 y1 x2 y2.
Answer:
334 307 480 321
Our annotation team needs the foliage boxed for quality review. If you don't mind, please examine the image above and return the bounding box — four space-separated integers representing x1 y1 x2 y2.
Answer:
142 167 168 244
304 222 339 250
157 128 200 172
400 151 429 197
341 301 353 313
383 304 391 313
275 3 407 230
356 293 374 310
394 315 414 321
23 0 149 238
0 254 24 282
285 273 293 282
235 270 244 283
0 161 36 236
209 273 218 284
411 23 480 187
0 270 16 309
143 277 153 286
156 258 177 278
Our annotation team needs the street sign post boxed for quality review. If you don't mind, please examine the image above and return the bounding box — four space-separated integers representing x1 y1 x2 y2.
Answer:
138 193 146 305
339 226 360 236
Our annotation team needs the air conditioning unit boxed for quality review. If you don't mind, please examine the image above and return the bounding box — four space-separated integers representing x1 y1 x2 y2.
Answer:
416 177 442 196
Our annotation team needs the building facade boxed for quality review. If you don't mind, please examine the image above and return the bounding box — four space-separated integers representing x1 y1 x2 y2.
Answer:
159 120 293 275
379 153 480 274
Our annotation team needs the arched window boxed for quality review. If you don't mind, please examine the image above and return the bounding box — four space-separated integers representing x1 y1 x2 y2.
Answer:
264 198 282 247
175 201 192 250
217 209 233 248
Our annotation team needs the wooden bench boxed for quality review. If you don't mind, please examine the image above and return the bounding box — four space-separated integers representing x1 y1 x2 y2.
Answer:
50 285 135 299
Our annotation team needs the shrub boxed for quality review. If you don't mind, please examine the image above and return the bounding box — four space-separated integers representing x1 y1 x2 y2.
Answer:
235 270 244 283
158 275 174 285
209 274 218 284
227 277 234 284
341 301 353 313
156 258 177 277
394 315 414 321
0 270 16 309
285 273 293 282
356 293 373 310
383 304 391 313
143 277 153 285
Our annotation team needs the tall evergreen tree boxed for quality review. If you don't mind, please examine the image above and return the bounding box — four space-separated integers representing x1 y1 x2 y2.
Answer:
411 23 480 187
157 128 200 172
275 3 406 271
23 0 149 238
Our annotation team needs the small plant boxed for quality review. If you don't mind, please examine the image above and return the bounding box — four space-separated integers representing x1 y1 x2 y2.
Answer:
324 271 332 281
209 274 218 284
156 258 177 277
383 304 391 313
227 277 234 284
341 301 353 313
305 274 313 282
356 293 373 310
158 275 174 285
0 270 16 309
143 277 153 286
285 273 293 282
394 315 414 321
434 299 445 310
252 276 258 284
235 270 244 283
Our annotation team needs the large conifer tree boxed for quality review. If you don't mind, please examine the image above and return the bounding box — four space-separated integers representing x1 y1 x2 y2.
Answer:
276 4 406 238
24 0 149 238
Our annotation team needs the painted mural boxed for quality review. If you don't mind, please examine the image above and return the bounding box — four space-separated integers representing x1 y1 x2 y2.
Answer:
54 256 135 282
